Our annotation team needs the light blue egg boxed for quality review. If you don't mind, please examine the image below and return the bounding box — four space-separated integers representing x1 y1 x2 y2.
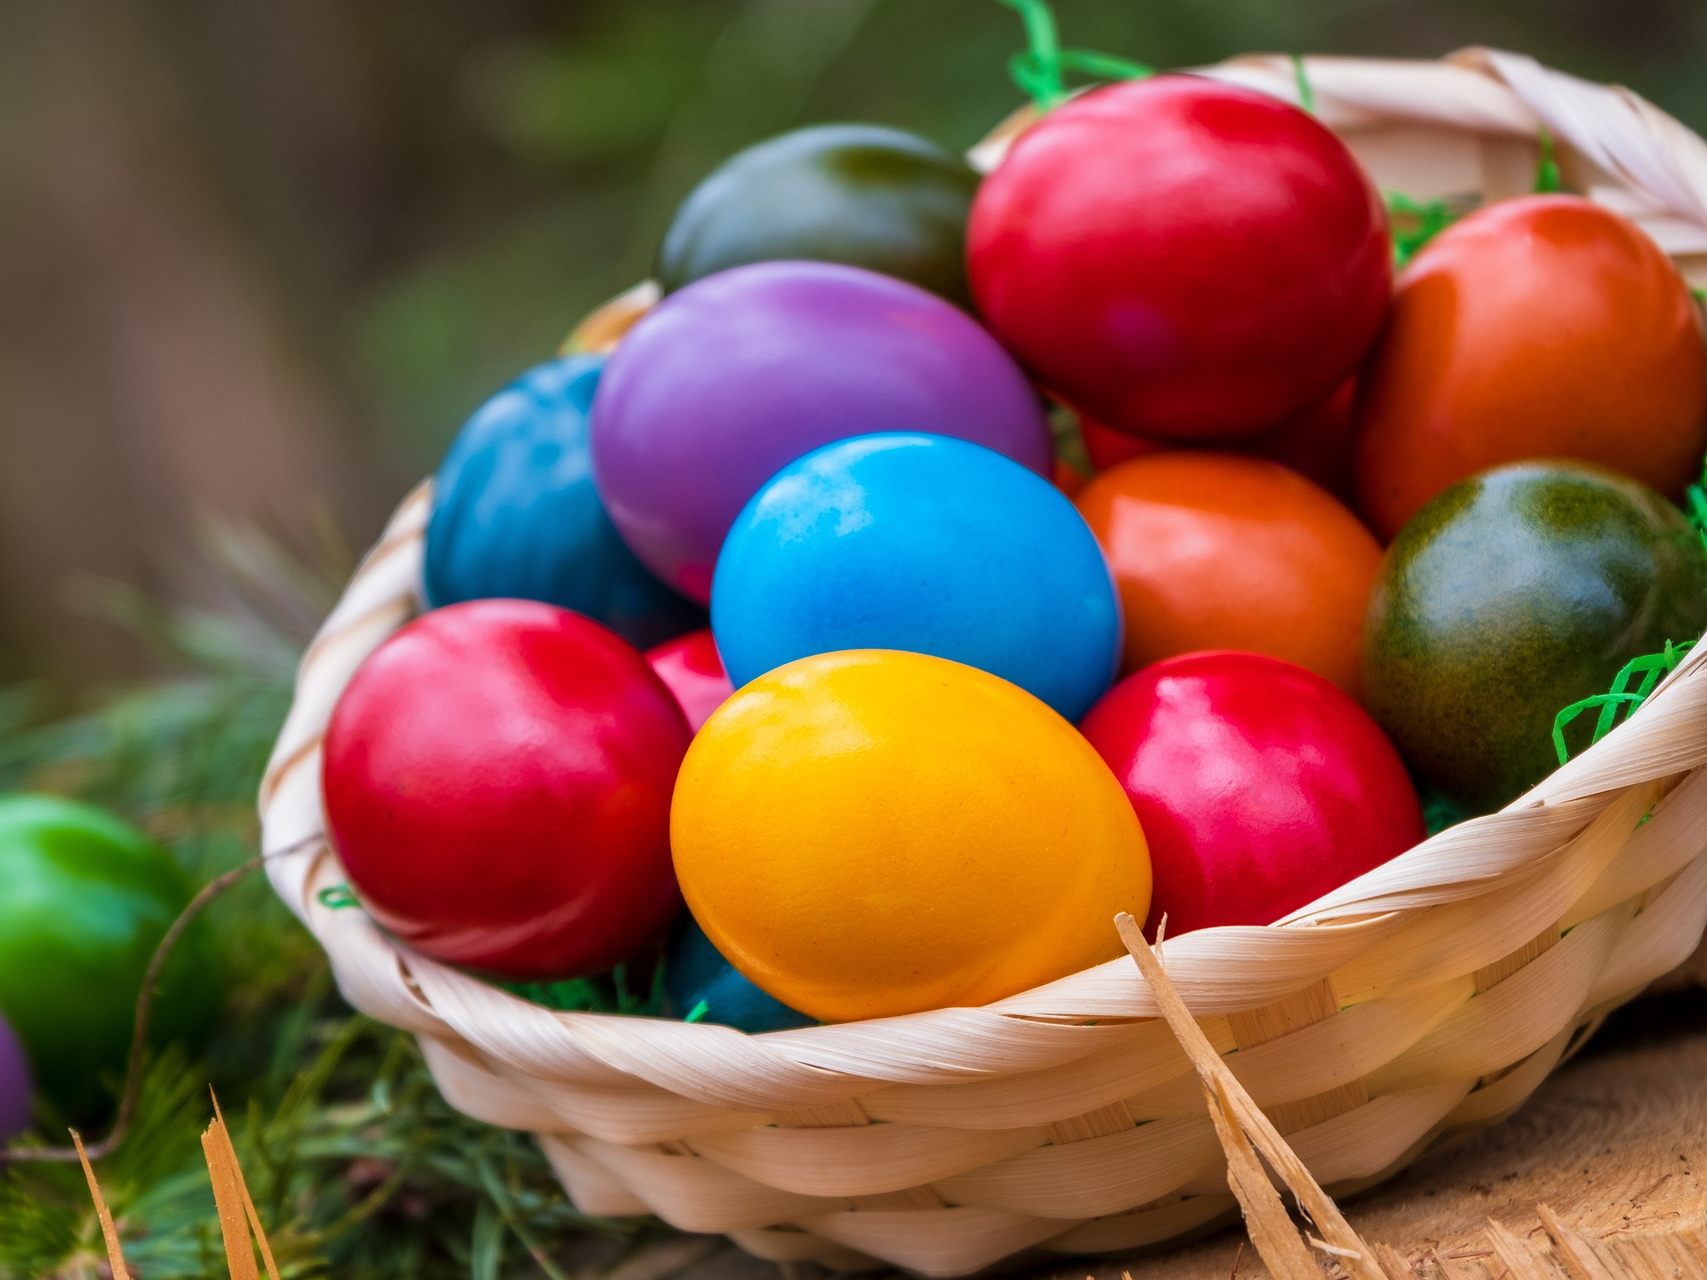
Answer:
712 432 1121 719
424 354 703 648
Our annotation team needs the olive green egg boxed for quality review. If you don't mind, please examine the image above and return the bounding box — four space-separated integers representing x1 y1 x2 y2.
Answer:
1362 461 1707 813
656 124 979 305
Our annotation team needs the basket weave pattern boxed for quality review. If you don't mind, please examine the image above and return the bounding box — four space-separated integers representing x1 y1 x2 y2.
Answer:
261 50 1707 1277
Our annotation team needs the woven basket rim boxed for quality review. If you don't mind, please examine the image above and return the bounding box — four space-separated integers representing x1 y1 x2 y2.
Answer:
259 45 1707 1064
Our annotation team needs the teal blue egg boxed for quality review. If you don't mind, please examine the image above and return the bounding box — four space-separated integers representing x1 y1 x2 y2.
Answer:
424 354 703 648
662 917 813 1034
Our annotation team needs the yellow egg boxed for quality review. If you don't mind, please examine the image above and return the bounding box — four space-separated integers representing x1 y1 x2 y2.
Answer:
670 649 1151 1022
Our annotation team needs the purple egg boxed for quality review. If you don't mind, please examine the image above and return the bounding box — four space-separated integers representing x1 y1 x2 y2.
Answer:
0 1012 31 1140
590 260 1051 602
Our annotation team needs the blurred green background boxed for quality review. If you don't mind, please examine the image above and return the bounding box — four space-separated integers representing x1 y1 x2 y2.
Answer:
2 0 1704 693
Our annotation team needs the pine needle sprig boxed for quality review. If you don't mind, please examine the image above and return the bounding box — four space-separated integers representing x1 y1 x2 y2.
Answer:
0 526 666 1278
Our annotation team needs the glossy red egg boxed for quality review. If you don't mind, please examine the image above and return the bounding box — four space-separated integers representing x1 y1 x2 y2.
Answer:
322 599 690 979
1079 651 1423 936
645 629 734 731
970 77 1389 441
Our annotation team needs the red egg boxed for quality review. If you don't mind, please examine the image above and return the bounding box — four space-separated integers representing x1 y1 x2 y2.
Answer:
970 77 1389 441
1080 415 1164 471
322 599 690 979
1078 381 1356 501
645 629 734 731
1052 456 1088 499
1079 651 1422 935
1246 379 1359 503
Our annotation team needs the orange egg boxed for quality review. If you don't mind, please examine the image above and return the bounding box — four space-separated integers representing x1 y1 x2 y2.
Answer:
1355 195 1707 541
1075 453 1382 695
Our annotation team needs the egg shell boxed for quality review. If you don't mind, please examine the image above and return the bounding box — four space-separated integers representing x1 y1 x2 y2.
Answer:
661 916 814 1034
424 354 702 648
322 599 690 979
1076 452 1381 694
0 1012 31 1140
712 432 1121 721
671 649 1152 1022
646 629 733 732
591 260 1052 603
1079 650 1423 935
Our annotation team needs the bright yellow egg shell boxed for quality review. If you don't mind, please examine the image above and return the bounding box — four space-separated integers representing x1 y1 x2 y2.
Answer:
670 649 1151 1023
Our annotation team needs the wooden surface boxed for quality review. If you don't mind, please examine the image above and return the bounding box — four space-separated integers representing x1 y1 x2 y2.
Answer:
591 986 1706 1280
1049 990 1707 1279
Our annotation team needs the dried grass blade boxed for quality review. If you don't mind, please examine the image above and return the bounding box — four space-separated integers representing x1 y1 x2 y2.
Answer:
210 1091 282 1280
203 1101 261 1280
71 1129 132 1280
1116 914 1384 1280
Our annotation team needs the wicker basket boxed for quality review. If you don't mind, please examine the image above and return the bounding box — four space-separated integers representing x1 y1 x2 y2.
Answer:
260 49 1707 1278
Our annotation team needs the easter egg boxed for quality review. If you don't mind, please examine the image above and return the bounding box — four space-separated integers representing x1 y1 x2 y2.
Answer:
1081 652 1423 936
1363 463 1707 813
423 354 702 648
1356 196 1707 541
1248 379 1360 503
0 1012 33 1139
969 77 1389 440
661 916 813 1033
657 124 979 304
672 650 1151 1022
713 433 1121 720
1075 453 1382 693
1080 380 1358 500
0 795 220 1118
646 629 732 731
591 261 1052 602
1080 415 1164 471
322 600 690 979
1053 457 1088 499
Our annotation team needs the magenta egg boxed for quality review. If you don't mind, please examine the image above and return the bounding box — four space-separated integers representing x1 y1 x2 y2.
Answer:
1079 650 1424 936
646 629 733 731
590 261 1052 602
0 1012 30 1140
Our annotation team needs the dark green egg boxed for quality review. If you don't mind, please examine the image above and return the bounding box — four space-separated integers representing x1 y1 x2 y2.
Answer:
1362 461 1707 814
656 124 979 305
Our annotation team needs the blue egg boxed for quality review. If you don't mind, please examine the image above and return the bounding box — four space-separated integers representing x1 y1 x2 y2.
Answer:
662 917 814 1034
424 354 704 648
712 432 1122 719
